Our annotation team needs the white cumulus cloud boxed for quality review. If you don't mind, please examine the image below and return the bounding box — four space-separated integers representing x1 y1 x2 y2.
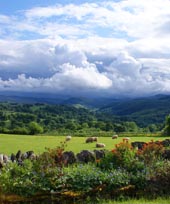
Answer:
0 0 170 97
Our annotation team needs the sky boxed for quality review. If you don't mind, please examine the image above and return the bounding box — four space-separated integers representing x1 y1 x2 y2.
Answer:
0 0 170 98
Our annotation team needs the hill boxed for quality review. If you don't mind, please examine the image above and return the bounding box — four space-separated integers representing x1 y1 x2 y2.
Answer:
99 95 170 126
0 92 170 129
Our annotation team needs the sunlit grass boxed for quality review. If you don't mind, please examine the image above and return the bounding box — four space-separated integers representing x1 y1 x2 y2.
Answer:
100 197 170 204
0 134 169 155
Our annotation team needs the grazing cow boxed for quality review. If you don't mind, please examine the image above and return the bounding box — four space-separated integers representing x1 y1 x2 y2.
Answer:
86 137 94 143
65 135 72 141
96 143 106 148
112 135 118 139
92 137 98 142
86 137 98 143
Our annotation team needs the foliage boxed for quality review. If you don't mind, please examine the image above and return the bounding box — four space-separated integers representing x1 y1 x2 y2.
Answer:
0 160 38 196
99 94 170 128
29 121 44 135
65 164 130 193
0 137 170 200
162 114 170 136
98 140 136 170
0 142 69 196
31 142 68 191
137 141 165 166
146 161 170 196
0 102 165 135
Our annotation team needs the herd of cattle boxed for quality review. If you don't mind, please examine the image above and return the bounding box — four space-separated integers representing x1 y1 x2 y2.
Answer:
0 135 170 168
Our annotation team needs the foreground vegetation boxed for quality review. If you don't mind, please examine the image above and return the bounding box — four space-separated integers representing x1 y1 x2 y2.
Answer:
0 138 170 203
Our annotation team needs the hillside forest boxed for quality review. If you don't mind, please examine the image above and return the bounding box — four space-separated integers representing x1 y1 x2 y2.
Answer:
0 101 169 135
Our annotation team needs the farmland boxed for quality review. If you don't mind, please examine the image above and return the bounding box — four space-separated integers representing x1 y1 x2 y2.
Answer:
1 133 170 203
0 134 169 155
101 198 170 204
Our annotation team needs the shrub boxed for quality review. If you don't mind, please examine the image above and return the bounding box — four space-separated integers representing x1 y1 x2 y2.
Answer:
31 141 68 191
65 164 130 194
146 160 170 196
129 169 147 190
28 121 44 135
97 150 115 170
0 160 38 196
0 142 68 196
98 140 136 170
137 141 164 166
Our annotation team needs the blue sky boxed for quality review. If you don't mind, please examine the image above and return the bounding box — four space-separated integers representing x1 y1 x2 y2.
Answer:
0 0 111 14
0 0 170 97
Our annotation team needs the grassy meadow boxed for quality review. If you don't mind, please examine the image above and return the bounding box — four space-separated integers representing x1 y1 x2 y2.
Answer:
0 134 169 155
100 197 170 204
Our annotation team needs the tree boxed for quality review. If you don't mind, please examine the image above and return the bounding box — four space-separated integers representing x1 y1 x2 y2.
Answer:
114 123 126 133
124 121 138 132
29 122 44 135
105 122 114 131
148 124 158 133
81 122 89 129
65 121 77 131
163 114 170 136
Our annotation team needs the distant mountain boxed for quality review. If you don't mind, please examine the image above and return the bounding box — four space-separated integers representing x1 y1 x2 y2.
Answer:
62 97 115 108
0 91 69 104
0 92 170 127
0 91 115 108
99 94 170 126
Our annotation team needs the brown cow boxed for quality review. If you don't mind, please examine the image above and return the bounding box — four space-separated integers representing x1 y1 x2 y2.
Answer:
112 135 118 139
96 143 106 148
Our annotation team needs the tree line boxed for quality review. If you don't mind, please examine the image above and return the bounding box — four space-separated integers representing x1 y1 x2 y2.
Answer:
0 102 166 135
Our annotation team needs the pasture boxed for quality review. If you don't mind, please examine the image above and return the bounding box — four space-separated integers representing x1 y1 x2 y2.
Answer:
102 197 170 204
0 134 169 155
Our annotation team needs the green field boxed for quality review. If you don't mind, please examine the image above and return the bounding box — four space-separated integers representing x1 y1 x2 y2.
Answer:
100 197 170 204
0 134 169 155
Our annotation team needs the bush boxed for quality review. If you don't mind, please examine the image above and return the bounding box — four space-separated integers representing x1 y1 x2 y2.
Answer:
65 164 130 194
0 139 169 200
98 140 136 170
12 127 29 135
129 169 147 190
28 121 44 135
146 161 170 196
137 141 164 166
0 142 69 196
0 160 38 196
